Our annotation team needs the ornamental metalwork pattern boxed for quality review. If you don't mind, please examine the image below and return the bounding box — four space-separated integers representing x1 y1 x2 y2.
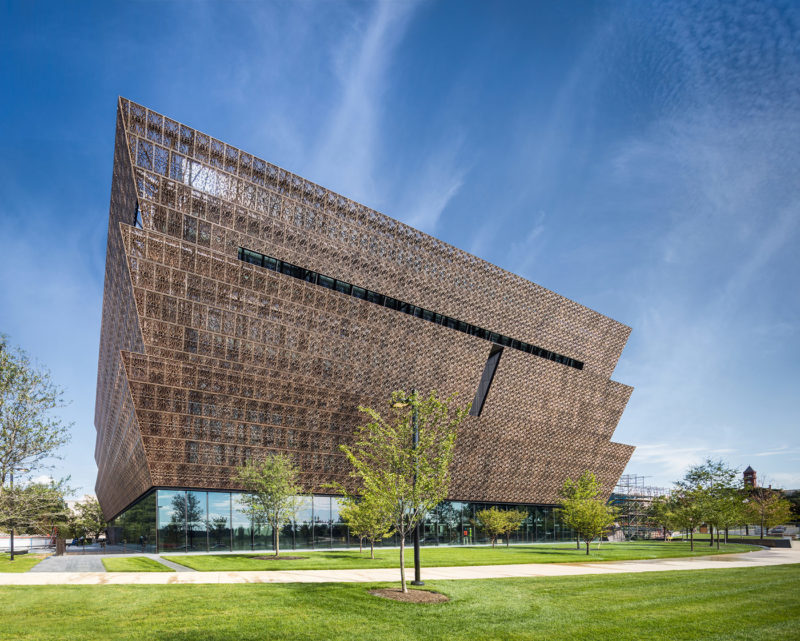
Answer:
95 98 634 520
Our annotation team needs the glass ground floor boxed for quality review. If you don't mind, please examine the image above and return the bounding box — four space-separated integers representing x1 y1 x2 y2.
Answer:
108 489 575 554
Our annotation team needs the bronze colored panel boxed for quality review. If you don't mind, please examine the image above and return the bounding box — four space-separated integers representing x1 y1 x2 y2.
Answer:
94 98 635 519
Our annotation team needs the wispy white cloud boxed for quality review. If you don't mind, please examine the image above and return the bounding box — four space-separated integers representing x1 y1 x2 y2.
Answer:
627 443 737 486
506 211 547 277
311 1 420 205
397 133 469 234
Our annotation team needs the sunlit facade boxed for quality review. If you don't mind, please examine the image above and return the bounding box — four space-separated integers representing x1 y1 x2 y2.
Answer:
97 98 634 550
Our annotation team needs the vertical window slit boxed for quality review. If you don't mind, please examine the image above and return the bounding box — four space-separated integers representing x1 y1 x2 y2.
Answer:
470 345 503 417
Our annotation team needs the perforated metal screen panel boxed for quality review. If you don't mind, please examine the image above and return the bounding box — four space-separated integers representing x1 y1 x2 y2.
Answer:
94 98 635 520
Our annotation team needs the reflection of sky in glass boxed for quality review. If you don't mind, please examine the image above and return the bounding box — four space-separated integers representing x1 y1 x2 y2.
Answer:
208 492 231 523
157 489 184 526
295 496 313 523
313 496 331 522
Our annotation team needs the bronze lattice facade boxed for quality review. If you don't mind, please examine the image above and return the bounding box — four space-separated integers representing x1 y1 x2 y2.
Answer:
94 97 635 522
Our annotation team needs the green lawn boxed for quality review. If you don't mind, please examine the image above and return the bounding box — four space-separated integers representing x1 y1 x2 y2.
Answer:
0 553 45 572
1 565 797 640
101 557 173 572
164 541 756 571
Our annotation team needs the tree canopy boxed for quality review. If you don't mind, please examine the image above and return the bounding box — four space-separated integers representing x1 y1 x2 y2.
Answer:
341 389 469 591
0 336 71 489
476 507 526 547
234 453 305 557
558 471 617 555
337 493 394 559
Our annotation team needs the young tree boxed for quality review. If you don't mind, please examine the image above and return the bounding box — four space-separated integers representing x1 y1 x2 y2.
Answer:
670 490 705 551
0 336 71 489
476 507 507 547
72 496 107 541
341 389 470 592
235 454 305 557
476 507 527 547
676 459 738 547
711 488 748 546
558 471 617 555
337 493 394 559
745 487 793 537
0 479 71 550
561 471 605 548
647 495 677 540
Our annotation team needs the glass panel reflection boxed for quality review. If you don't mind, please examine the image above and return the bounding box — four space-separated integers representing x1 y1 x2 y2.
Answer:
232 493 252 551
186 491 207 551
115 491 574 552
208 492 231 550
157 490 186 552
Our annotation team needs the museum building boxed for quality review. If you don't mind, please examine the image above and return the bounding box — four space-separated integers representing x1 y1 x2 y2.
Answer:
96 98 635 552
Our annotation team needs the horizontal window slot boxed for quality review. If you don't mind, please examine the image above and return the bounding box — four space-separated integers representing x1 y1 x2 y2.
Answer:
238 247 584 371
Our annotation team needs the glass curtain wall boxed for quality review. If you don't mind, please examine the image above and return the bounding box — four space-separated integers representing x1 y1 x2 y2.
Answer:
110 490 575 552
109 490 156 552
208 492 231 551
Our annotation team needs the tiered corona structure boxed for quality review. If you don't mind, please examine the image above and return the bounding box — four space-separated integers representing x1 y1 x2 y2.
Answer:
95 98 635 551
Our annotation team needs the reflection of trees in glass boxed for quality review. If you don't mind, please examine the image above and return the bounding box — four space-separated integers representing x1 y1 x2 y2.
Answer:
168 492 204 549
210 516 228 548
186 493 204 550
170 492 185 526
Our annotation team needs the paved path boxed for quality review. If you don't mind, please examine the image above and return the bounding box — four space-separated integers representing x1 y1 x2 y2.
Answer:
151 556 195 572
28 555 105 573
1 545 797 585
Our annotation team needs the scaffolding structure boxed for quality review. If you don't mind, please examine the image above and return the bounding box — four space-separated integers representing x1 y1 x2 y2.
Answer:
609 474 670 540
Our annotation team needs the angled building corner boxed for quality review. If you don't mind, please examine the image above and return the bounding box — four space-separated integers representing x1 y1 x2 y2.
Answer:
93 97 634 545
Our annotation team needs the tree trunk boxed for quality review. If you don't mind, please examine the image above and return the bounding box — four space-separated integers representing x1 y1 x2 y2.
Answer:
359 537 363 554
745 524 749 536
709 525 714 547
716 529 720 550
399 536 407 593
576 536 580 550
274 525 280 558
724 528 728 544
585 540 590 555
506 534 510 547
690 530 694 551
491 536 495 548
370 539 375 560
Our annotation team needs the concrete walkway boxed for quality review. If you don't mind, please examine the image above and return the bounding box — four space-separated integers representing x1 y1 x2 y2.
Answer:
28 555 105 572
1 544 797 585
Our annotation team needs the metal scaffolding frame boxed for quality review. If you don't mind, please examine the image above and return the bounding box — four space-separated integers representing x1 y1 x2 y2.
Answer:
609 474 670 540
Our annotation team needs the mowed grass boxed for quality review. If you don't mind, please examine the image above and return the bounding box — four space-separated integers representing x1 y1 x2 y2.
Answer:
165 541 756 571
1 565 798 640
101 557 173 572
0 553 45 572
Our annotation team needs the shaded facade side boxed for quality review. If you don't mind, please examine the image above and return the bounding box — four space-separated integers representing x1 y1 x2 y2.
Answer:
93 118 152 517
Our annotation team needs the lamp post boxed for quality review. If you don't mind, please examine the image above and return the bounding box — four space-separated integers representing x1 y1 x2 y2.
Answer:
8 467 30 561
393 389 424 586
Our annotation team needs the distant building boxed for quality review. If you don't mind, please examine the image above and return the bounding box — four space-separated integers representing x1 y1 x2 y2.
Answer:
94 98 635 552
744 466 757 488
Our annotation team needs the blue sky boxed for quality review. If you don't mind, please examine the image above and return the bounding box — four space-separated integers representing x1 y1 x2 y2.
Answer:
1 0 798 497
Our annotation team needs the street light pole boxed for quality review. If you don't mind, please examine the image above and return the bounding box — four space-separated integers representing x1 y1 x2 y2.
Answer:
410 389 424 586
10 470 16 562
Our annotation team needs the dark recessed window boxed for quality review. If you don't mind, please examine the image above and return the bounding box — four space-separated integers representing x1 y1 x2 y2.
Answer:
237 246 584 371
